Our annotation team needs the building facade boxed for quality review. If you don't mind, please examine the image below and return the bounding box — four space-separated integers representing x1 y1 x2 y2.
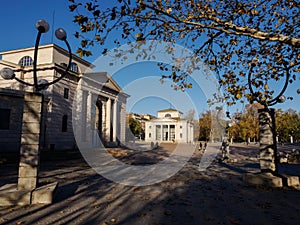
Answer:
0 44 128 151
145 108 194 143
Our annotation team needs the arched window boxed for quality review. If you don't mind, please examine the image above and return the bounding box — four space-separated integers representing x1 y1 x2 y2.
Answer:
19 56 33 67
70 62 79 73
62 115 68 132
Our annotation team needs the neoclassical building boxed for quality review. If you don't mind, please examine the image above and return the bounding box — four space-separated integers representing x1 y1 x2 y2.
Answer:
0 44 128 151
145 108 194 143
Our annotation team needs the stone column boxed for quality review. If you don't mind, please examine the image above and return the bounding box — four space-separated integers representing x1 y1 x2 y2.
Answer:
186 123 189 143
101 101 106 141
86 92 92 145
81 90 88 142
18 92 43 190
113 99 118 142
258 108 278 174
106 98 111 141
290 135 294 144
119 103 126 143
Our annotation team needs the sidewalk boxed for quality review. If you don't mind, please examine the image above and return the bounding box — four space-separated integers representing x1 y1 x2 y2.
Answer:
0 143 299 225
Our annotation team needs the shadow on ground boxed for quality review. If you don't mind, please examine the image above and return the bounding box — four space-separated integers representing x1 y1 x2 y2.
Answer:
0 143 299 225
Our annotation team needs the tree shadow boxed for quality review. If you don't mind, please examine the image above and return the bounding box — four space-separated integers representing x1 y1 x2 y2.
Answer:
0 145 299 225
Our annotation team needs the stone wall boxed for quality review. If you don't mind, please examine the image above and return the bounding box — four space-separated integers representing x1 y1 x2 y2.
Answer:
0 89 24 152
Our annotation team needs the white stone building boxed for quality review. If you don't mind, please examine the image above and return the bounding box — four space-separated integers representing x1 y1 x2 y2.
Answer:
145 108 194 143
0 44 128 151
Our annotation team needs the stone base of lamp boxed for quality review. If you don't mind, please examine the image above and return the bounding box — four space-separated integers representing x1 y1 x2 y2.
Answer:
243 172 299 188
0 182 58 206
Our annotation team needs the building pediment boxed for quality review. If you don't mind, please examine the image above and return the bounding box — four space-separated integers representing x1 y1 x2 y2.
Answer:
81 72 129 100
150 118 179 122
83 72 122 93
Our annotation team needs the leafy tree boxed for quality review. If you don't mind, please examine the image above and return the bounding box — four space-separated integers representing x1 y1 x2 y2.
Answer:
129 117 143 137
228 103 263 142
69 0 300 106
276 109 300 143
199 108 225 142
199 110 212 141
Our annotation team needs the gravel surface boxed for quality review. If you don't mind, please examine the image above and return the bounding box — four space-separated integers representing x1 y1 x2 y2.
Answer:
0 143 299 225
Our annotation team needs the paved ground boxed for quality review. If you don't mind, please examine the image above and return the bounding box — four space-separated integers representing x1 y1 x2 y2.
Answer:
0 143 300 225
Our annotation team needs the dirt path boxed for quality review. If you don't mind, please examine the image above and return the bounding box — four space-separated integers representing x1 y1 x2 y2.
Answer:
0 143 299 225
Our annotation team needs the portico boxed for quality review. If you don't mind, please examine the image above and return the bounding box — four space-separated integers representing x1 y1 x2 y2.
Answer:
145 108 194 143
73 72 128 148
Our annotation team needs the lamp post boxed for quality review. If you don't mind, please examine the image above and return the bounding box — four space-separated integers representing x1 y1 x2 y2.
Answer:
0 20 72 205
247 59 290 175
0 20 72 92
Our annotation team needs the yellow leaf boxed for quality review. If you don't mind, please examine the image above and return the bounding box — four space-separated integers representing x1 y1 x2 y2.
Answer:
264 84 269 90
236 93 242 99
166 8 172 13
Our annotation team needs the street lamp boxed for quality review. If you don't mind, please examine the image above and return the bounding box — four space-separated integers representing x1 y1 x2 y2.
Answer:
248 58 290 107
247 58 290 175
0 20 72 92
0 20 72 205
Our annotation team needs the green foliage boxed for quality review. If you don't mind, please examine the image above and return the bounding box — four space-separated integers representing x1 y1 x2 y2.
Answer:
228 105 300 143
228 103 263 142
129 117 143 137
69 0 300 106
198 110 212 141
198 109 225 142
276 109 300 143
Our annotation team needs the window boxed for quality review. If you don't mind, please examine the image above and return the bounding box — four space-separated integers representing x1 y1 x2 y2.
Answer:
19 56 33 67
62 115 68 132
64 88 69 99
70 62 79 73
0 109 10 130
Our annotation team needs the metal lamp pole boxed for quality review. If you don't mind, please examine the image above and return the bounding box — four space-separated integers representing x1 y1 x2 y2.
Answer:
1 20 72 92
0 20 72 204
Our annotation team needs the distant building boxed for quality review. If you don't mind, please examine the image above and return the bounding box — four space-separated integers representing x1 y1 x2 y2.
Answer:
0 44 128 151
145 108 194 143
126 112 156 140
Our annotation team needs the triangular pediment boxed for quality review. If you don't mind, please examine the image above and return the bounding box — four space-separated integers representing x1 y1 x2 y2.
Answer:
83 72 122 92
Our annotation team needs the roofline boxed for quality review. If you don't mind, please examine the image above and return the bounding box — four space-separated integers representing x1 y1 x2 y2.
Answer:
157 108 183 114
0 44 95 69
80 72 130 98
0 59 18 68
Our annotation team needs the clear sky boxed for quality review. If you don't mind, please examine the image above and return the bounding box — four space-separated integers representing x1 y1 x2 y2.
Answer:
0 0 299 117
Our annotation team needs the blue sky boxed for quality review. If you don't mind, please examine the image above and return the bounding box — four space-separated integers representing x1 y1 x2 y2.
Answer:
0 0 299 117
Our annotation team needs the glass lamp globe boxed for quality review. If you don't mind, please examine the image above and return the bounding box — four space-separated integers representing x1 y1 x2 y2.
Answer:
38 79 49 90
55 28 67 40
36 20 50 33
278 95 286 103
0 68 15 80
